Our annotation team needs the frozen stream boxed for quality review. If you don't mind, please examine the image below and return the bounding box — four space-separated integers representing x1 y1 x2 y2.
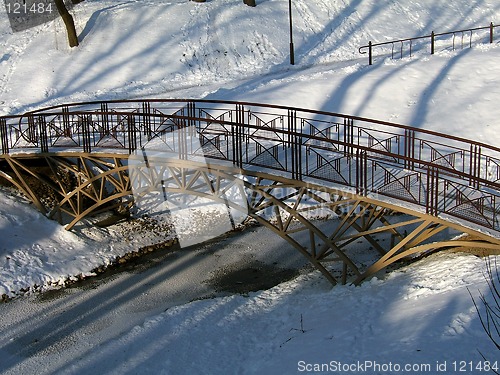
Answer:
0 224 312 371
0 216 495 375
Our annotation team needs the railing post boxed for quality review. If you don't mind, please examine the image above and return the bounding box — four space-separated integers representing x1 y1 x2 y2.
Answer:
288 109 293 174
187 101 196 129
343 117 354 157
404 129 415 170
233 104 244 168
469 144 481 189
62 105 70 129
356 150 367 195
62 105 70 137
288 109 302 180
426 167 439 216
431 31 435 55
177 123 188 160
101 102 109 137
0 118 8 154
38 116 49 153
368 41 373 65
127 114 136 154
27 115 36 143
141 101 152 141
490 22 494 44
82 114 92 153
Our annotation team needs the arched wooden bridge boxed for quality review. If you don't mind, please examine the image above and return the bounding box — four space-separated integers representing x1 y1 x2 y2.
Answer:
1 99 499 285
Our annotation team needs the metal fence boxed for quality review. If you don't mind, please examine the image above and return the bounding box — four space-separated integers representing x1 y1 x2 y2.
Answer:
359 22 498 65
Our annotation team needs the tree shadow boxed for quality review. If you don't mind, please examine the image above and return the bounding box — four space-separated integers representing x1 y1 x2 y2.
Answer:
0 220 311 373
78 3 125 43
409 48 472 128
6 251 493 374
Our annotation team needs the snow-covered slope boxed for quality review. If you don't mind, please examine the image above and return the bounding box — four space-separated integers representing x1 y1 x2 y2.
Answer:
0 0 499 373
1 0 499 116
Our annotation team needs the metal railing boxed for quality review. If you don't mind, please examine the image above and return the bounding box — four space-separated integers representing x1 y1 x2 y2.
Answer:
359 22 498 65
1 99 500 234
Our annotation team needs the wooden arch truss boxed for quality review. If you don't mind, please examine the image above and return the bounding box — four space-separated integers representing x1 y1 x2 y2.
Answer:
2 153 497 285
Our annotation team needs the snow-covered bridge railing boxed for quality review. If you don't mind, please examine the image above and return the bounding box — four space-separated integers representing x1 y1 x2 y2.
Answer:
1 99 500 285
1 99 500 235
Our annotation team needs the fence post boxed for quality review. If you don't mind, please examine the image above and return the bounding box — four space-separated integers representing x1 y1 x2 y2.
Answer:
368 41 373 65
490 22 494 44
431 31 435 54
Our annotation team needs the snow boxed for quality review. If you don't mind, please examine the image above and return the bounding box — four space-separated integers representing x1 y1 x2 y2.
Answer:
1 0 500 373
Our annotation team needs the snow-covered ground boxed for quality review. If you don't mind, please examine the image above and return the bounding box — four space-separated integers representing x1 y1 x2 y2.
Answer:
1 0 500 373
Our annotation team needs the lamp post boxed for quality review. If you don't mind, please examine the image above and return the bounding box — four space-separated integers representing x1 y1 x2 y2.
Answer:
288 0 294 65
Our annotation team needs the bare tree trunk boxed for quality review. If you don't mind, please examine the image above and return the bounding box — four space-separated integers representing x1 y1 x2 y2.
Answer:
54 0 79 47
